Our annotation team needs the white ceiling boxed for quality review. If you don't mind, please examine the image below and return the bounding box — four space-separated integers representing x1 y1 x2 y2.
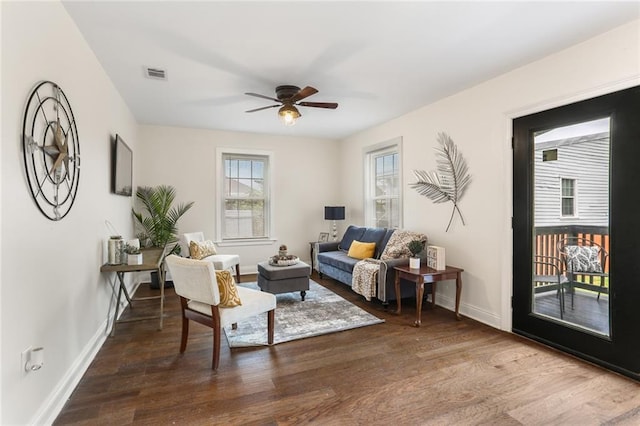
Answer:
62 1 639 140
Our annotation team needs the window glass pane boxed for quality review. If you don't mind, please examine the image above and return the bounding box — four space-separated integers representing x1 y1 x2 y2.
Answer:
391 176 399 196
375 199 390 228
375 177 386 197
251 178 263 196
224 199 239 238
226 159 237 179
251 200 266 237
561 179 574 196
221 154 269 239
390 198 399 228
562 198 574 216
531 116 610 337
252 161 264 179
383 154 393 175
238 160 251 178
366 144 401 228
375 157 384 176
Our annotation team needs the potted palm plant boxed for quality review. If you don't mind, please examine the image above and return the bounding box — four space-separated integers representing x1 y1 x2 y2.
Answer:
132 185 194 288
408 239 425 269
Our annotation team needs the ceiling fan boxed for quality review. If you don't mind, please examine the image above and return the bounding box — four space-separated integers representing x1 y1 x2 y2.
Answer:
245 85 338 126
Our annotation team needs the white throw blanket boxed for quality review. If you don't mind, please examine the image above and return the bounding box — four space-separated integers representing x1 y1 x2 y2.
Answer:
352 259 381 301
351 230 428 301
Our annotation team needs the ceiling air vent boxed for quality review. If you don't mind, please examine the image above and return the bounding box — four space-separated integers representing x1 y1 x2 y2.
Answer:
144 67 167 81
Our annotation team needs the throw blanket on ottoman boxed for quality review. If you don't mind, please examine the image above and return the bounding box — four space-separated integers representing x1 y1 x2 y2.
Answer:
352 259 382 301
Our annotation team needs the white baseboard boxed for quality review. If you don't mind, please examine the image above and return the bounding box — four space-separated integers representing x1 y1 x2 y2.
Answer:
31 278 136 425
432 293 502 329
31 319 109 425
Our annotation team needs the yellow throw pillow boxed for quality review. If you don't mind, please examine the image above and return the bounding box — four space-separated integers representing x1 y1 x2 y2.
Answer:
215 270 242 307
189 240 217 260
347 240 376 260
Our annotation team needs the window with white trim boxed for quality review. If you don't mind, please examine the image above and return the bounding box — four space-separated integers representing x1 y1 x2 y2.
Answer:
561 177 576 217
364 140 402 228
217 150 272 242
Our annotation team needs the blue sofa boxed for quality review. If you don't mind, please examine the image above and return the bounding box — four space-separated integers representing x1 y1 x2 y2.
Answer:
316 225 424 303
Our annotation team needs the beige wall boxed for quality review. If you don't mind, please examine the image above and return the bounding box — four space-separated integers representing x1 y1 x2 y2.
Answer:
136 125 340 273
1 2 138 424
339 20 640 330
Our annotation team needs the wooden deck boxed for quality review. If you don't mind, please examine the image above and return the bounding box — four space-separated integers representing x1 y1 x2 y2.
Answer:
534 289 609 335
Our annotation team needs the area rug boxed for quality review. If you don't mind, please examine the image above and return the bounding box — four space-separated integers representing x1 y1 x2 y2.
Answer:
223 280 384 347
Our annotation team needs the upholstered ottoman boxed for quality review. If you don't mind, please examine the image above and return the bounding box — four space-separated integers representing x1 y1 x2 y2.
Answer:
257 261 311 301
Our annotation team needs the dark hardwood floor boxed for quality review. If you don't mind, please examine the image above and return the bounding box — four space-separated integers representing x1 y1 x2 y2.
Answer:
54 272 640 425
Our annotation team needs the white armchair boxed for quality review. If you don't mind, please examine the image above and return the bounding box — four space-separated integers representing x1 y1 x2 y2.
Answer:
165 255 276 369
179 232 241 283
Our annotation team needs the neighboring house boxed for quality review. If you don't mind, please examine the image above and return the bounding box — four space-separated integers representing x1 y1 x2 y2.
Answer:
534 132 610 228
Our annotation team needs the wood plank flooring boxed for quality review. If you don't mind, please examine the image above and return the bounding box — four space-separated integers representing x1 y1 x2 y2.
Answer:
54 273 640 425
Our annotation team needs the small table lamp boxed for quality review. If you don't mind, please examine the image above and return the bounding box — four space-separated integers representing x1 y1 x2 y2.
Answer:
324 206 345 241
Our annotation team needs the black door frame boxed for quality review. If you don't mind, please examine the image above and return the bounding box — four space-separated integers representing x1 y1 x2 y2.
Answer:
512 85 640 380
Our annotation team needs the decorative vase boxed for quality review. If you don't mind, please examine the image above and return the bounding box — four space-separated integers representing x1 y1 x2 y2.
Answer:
409 257 420 269
108 236 123 265
127 253 143 265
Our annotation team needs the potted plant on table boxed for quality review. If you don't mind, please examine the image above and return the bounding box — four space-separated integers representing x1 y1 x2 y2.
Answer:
408 239 425 269
124 243 143 265
132 185 194 288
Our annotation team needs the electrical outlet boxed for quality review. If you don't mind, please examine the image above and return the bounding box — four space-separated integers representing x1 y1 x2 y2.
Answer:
21 346 32 373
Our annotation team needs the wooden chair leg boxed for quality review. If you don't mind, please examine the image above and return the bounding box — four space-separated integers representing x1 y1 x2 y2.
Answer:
179 297 189 353
211 306 221 370
180 316 189 353
267 309 275 345
235 263 241 284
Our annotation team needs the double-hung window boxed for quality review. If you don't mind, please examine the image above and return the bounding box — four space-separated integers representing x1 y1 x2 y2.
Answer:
561 177 576 217
217 149 273 243
364 139 402 228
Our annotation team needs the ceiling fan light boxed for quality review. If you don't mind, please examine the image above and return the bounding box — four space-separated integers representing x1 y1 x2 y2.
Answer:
278 104 301 126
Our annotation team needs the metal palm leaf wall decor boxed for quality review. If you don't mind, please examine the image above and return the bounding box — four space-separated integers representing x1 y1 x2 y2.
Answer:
410 132 471 232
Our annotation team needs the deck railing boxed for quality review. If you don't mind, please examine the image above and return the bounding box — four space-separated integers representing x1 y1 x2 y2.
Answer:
534 225 609 294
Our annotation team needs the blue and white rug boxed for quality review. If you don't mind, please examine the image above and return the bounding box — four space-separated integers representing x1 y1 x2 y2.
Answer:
223 280 384 347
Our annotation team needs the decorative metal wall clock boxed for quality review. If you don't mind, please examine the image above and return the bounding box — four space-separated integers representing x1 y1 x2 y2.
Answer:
22 81 80 221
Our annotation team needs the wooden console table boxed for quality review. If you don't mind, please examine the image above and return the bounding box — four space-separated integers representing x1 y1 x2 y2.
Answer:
393 264 464 327
100 247 166 336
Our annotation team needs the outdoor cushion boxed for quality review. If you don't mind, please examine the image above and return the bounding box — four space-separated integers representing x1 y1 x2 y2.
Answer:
565 245 603 273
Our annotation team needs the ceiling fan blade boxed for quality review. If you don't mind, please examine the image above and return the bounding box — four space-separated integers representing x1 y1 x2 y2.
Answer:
298 101 339 109
289 86 318 103
245 104 280 113
245 92 281 103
